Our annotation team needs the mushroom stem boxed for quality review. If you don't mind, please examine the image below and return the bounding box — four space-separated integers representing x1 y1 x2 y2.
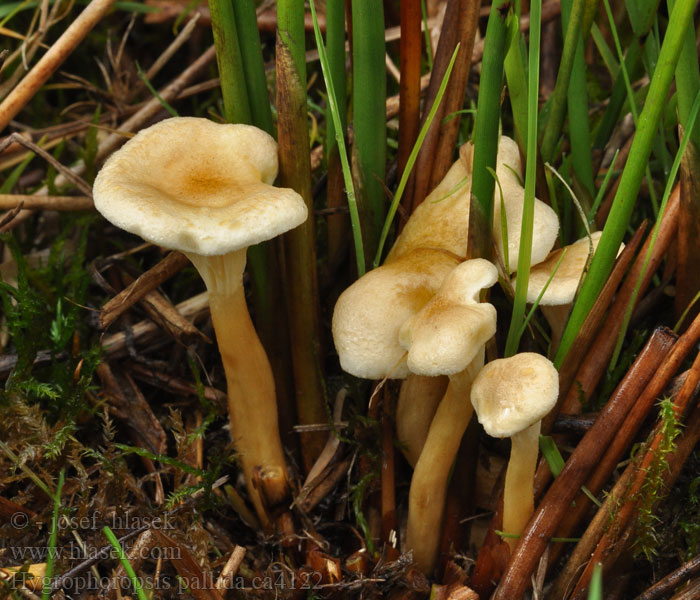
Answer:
405 349 484 573
190 249 288 527
502 420 541 552
396 373 448 467
541 304 570 350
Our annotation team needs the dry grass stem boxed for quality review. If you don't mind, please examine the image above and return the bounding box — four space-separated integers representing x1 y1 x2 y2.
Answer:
0 0 119 131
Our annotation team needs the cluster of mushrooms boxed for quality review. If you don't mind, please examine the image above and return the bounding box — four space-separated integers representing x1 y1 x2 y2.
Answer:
91 116 612 574
332 135 613 573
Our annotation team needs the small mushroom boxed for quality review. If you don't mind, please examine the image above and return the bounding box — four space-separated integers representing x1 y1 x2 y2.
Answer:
93 117 307 527
398 258 498 573
470 352 559 551
525 231 624 348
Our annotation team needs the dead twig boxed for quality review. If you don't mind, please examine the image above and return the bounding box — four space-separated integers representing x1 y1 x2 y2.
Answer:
635 554 700 600
0 194 93 210
215 545 246 591
0 0 119 131
566 345 700 599
101 292 210 358
0 132 93 195
98 251 190 329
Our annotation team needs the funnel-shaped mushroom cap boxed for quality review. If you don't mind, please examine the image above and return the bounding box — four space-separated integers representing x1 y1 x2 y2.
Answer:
525 231 609 305
332 248 461 379
460 136 558 272
93 117 307 256
387 158 471 261
459 134 524 189
399 259 498 376
471 353 558 438
492 180 560 274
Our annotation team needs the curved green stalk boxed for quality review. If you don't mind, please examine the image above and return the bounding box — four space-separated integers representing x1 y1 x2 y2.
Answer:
555 0 698 366
504 13 528 150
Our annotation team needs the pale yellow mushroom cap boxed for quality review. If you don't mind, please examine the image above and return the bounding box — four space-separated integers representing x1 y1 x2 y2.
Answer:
399 259 498 376
332 248 461 379
492 180 560 274
387 136 528 262
93 117 307 256
464 136 559 273
387 158 471 261
471 353 559 438
525 232 604 306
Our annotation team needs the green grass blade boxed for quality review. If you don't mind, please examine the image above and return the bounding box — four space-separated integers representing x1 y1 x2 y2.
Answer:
504 14 529 149
602 0 660 216
41 469 64 600
518 248 567 340
625 0 661 37
468 0 509 261
207 0 251 124
374 45 460 267
325 0 347 155
310 0 365 275
667 0 700 148
504 0 542 357
608 88 700 370
556 0 699 367
590 22 619 77
489 166 510 273
102 526 149 600
593 38 642 149
352 0 387 260
420 0 434 70
540 0 597 163
135 62 178 117
561 0 594 197
588 563 604 600
232 0 274 135
588 149 619 224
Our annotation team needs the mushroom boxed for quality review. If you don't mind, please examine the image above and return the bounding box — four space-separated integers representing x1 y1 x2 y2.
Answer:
470 352 559 551
398 258 498 573
387 135 549 264
395 373 448 467
332 247 461 380
460 136 559 274
92 117 307 527
524 231 621 349
387 156 471 261
387 136 547 466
